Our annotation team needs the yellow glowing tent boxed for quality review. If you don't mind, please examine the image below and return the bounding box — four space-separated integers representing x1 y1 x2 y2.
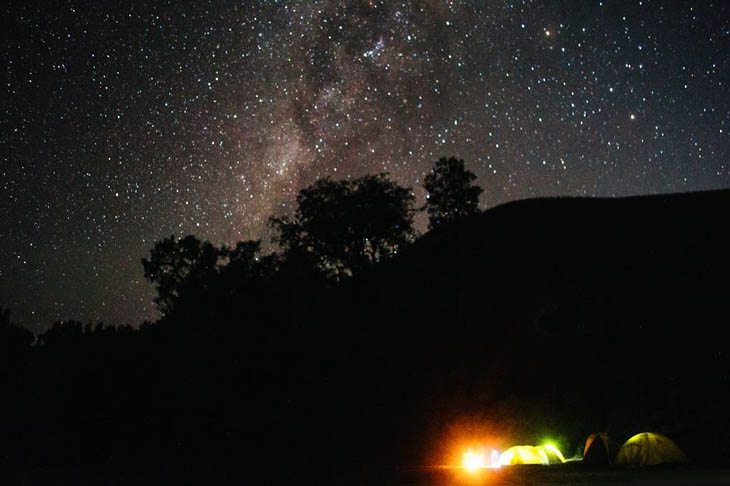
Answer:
615 432 688 466
537 444 566 464
499 445 566 466
583 432 611 465
499 446 544 465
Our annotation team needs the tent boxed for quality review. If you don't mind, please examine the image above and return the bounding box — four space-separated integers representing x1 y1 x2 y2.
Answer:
583 432 611 465
499 445 566 466
499 446 544 465
537 444 566 464
615 432 688 466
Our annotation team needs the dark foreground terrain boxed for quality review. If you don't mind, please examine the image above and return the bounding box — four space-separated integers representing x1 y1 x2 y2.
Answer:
3 189 730 481
419 466 730 486
4 464 730 486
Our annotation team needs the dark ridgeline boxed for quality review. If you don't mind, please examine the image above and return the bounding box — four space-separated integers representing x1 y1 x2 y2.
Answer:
1 179 729 483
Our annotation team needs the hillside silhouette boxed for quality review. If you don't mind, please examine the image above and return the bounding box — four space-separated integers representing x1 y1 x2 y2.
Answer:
2 188 729 483
371 188 730 464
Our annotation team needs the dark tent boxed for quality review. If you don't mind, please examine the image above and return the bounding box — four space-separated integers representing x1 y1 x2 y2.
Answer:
583 432 611 465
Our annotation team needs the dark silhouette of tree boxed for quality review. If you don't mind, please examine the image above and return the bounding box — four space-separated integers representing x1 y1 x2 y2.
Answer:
141 235 221 314
0 306 34 365
36 320 84 346
224 240 261 269
220 239 278 280
270 173 415 278
423 156 483 229
217 239 280 305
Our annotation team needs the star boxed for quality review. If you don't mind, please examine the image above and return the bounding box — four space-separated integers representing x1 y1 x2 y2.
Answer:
1 1 729 329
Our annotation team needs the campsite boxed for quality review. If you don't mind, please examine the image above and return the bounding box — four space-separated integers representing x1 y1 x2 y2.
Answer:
3 189 730 485
413 465 730 486
3 460 730 486
4 1 730 483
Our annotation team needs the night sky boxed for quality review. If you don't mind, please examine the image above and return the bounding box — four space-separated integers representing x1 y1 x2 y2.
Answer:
2 1 729 331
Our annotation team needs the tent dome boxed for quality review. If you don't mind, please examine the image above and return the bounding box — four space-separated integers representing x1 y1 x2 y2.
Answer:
615 432 688 466
499 445 544 465
583 432 611 465
499 445 566 466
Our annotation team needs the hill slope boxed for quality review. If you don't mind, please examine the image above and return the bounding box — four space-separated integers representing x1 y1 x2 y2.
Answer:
360 189 730 462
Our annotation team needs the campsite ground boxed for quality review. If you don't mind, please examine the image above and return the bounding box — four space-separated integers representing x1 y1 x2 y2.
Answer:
4 465 730 485
407 465 730 486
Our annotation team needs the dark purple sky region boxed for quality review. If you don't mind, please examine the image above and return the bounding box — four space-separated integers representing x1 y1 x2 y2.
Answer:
2 1 729 330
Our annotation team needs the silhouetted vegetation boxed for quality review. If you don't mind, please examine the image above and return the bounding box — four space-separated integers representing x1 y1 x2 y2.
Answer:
270 173 416 278
1 306 34 353
141 234 223 314
2 169 730 483
423 156 483 229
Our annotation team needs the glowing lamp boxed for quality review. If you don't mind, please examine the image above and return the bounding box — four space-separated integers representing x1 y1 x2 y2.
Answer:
462 448 487 472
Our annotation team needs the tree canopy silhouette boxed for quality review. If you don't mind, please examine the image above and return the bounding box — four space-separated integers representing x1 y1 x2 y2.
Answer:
141 235 221 314
270 173 416 278
423 156 483 229
0 306 34 360
218 239 279 291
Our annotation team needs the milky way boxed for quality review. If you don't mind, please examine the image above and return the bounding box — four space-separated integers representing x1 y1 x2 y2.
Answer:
2 1 729 330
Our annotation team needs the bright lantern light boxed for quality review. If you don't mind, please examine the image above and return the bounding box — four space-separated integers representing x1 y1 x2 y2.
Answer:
462 449 487 472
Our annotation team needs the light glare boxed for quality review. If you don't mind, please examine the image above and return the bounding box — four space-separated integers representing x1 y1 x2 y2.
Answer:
462 449 487 472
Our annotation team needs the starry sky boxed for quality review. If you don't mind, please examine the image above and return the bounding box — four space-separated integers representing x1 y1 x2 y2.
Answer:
2 1 729 331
